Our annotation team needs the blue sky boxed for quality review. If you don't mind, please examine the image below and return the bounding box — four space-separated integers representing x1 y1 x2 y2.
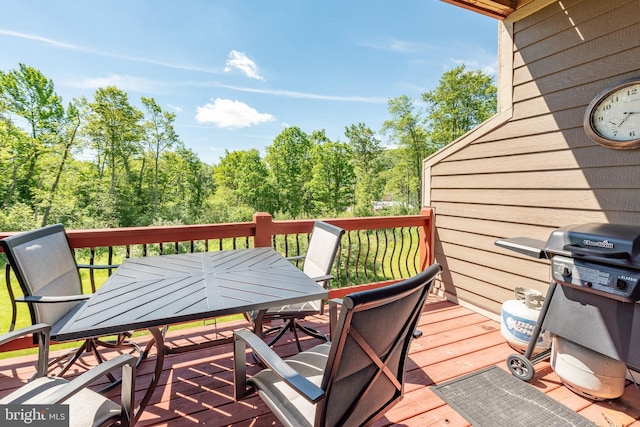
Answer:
0 1 498 165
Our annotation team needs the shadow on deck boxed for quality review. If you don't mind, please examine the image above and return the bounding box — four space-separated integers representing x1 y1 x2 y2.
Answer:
1 295 639 426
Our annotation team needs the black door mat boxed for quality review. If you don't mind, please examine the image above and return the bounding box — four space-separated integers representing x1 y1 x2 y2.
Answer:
431 365 595 427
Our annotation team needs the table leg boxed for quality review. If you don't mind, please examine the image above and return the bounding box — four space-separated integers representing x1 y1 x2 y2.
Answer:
134 326 166 424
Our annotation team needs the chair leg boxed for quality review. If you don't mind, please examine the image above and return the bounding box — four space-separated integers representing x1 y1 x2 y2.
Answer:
44 340 89 379
294 322 329 343
263 320 294 347
290 321 302 352
46 334 143 393
260 318 329 355
93 335 144 393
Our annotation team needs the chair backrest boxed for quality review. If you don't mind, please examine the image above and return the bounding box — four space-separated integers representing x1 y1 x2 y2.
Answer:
0 224 83 326
302 221 345 286
317 263 442 427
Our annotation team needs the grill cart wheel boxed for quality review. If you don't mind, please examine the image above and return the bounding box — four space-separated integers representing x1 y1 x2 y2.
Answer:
507 353 535 381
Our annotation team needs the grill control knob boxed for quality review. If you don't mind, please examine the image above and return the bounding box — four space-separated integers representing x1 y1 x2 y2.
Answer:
616 278 627 289
556 264 571 277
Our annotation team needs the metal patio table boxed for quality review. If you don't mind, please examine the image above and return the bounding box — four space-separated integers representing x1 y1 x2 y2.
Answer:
50 247 328 423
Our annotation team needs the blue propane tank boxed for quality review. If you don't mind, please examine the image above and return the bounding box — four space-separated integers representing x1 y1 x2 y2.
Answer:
500 287 552 353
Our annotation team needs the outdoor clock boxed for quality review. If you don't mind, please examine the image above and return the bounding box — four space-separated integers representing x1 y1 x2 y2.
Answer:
583 77 640 149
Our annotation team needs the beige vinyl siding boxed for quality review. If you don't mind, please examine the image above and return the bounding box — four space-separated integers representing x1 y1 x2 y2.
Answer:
426 0 640 317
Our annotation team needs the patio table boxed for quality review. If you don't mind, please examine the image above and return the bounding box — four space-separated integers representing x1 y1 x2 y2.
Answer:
50 247 327 423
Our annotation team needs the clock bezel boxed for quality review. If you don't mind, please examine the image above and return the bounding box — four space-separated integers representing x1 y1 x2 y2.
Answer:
583 77 640 149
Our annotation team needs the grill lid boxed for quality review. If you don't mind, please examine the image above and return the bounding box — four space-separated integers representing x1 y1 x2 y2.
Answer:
544 223 640 265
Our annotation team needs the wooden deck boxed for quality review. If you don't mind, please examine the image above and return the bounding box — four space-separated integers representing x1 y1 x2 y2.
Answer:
1 295 639 426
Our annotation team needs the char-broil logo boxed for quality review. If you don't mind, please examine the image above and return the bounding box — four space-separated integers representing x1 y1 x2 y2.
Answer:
583 239 614 249
1 405 68 426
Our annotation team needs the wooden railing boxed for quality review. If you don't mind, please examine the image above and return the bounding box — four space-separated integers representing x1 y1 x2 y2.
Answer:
0 208 435 347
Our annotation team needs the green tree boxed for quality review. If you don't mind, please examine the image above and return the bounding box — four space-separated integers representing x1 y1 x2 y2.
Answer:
85 87 144 195
308 136 355 215
39 101 83 226
422 64 497 149
84 87 144 226
151 148 214 224
0 64 65 221
381 95 429 209
0 118 31 213
344 123 384 215
141 97 180 219
213 149 277 214
265 126 313 218
175 147 214 223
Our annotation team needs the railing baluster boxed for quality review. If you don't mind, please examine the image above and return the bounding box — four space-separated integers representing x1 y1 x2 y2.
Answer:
381 229 389 279
108 247 114 274
345 231 353 287
363 230 370 284
89 248 97 293
410 226 419 274
334 240 343 288
5 264 17 332
391 228 399 279
355 231 362 285
373 229 380 283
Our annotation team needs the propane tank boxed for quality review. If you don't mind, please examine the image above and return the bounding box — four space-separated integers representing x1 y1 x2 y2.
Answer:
500 287 552 353
551 336 626 401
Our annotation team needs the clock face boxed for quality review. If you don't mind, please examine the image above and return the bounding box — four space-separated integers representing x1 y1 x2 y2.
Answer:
584 78 640 149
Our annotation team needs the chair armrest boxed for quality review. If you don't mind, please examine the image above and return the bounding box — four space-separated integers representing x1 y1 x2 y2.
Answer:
311 274 333 284
234 329 325 404
41 353 136 423
16 294 91 304
0 324 51 378
77 263 120 270
0 323 51 345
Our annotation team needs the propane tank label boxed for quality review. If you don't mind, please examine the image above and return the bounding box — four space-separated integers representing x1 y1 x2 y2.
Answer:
502 312 546 343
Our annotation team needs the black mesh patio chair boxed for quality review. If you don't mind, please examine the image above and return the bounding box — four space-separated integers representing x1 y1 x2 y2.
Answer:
234 263 442 427
246 221 345 352
0 223 141 385
0 323 137 427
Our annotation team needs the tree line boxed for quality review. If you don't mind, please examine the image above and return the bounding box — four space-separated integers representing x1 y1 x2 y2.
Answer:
0 63 496 231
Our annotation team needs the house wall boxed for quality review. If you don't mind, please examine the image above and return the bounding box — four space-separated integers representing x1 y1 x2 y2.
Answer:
425 0 640 319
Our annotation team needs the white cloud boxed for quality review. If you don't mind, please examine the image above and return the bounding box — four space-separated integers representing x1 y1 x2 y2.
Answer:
0 28 221 75
167 104 183 113
67 74 159 93
0 28 76 48
360 38 435 54
224 50 264 80
214 83 387 103
195 98 275 129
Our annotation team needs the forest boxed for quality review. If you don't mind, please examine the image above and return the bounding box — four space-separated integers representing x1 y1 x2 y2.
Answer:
0 64 496 231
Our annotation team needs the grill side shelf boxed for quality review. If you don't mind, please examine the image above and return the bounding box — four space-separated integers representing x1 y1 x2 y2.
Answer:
495 237 548 259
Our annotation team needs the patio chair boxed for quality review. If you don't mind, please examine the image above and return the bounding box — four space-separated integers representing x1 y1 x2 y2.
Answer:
234 262 442 427
0 223 141 385
0 323 136 427
246 221 345 352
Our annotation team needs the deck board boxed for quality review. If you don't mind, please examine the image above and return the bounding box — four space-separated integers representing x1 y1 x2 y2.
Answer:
1 295 639 426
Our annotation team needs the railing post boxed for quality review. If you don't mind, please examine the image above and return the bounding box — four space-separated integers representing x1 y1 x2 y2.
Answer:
253 212 274 248
419 207 435 270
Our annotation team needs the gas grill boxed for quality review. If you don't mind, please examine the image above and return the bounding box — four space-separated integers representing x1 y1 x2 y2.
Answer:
495 223 640 388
